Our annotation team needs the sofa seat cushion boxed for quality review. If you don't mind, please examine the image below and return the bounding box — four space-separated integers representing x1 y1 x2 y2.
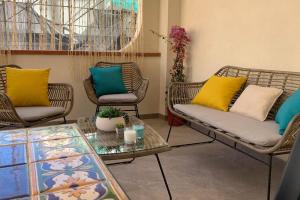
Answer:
16 106 65 122
98 93 137 103
174 104 282 146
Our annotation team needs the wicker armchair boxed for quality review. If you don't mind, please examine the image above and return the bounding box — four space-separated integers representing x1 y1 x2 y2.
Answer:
0 64 74 127
84 62 149 117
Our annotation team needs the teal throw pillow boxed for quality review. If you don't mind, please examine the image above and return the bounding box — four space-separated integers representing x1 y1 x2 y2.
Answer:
89 66 127 97
275 89 300 135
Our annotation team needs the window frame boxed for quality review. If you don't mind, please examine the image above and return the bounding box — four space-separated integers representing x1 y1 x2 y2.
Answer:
0 0 141 52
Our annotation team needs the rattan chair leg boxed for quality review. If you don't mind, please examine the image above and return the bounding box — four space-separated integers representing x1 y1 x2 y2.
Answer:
95 106 100 116
135 105 140 118
167 120 216 147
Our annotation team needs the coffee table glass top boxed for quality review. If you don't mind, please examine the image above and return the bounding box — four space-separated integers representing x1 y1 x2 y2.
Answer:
77 116 171 160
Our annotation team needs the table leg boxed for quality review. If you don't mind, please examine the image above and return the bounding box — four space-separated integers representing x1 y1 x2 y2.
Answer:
155 154 172 200
106 158 135 166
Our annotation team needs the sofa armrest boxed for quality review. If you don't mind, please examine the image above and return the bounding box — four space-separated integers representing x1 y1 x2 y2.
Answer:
134 78 149 103
48 83 74 116
0 92 25 125
167 81 205 113
275 114 300 153
83 78 99 105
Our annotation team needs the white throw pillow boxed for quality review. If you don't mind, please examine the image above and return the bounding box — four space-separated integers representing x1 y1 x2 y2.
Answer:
230 85 283 121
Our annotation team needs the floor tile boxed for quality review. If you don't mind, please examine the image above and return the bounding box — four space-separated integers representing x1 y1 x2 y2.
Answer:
0 164 30 199
29 137 91 162
36 182 119 200
0 129 27 146
30 154 106 195
28 124 81 142
0 144 27 168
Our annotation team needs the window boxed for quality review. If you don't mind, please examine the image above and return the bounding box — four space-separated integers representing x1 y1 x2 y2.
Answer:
0 0 139 51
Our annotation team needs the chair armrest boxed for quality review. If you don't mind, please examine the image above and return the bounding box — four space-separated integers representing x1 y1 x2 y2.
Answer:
275 114 300 153
0 92 24 125
167 81 206 113
83 78 99 105
48 83 74 116
135 78 149 103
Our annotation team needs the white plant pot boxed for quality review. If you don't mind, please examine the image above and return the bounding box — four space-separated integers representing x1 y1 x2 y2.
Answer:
95 116 125 132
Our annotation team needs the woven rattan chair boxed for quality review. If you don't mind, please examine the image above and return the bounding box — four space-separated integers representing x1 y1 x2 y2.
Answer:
0 64 74 127
84 61 149 117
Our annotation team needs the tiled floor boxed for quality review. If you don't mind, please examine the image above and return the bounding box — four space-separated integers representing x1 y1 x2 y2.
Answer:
109 118 287 200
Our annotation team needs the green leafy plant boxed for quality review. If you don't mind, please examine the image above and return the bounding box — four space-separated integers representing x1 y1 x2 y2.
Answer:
116 123 124 129
97 107 122 119
123 113 130 124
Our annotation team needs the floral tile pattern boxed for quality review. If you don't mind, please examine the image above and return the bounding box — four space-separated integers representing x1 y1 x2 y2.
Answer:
28 125 81 142
0 124 123 200
11 197 31 200
29 137 90 162
30 154 106 195
0 144 27 168
0 129 27 146
0 164 30 199
36 182 118 200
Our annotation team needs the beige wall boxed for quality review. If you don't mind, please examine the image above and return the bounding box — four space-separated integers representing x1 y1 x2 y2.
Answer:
9 0 162 120
181 0 300 82
158 0 169 115
159 0 181 114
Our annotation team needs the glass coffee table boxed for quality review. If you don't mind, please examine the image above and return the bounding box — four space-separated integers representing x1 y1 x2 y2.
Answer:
77 116 172 200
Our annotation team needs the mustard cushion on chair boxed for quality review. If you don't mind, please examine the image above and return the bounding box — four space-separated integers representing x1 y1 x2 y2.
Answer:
6 67 50 106
192 75 247 111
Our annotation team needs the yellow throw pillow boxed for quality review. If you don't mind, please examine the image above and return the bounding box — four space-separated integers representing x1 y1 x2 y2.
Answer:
192 75 247 111
6 67 50 106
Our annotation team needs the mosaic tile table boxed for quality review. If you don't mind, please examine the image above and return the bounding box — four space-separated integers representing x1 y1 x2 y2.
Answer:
77 116 172 200
0 124 128 200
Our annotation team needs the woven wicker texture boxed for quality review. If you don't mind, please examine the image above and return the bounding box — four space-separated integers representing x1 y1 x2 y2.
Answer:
84 61 149 107
0 65 73 127
168 66 300 154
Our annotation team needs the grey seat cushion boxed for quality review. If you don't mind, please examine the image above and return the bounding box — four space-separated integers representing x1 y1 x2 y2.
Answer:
16 106 65 122
98 93 138 103
174 104 282 146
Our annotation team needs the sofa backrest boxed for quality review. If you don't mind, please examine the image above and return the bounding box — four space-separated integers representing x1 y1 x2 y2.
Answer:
216 66 300 120
0 64 21 93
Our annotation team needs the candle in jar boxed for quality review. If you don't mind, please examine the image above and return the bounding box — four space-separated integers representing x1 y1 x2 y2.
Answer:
133 125 144 139
124 129 136 144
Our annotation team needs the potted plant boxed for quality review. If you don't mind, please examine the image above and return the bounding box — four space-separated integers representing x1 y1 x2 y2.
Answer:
115 123 125 139
151 25 191 126
96 107 125 132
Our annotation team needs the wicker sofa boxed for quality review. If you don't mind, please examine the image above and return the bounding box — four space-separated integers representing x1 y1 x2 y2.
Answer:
167 66 300 200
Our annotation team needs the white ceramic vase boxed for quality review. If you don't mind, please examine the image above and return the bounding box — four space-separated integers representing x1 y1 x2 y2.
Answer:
95 116 125 132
